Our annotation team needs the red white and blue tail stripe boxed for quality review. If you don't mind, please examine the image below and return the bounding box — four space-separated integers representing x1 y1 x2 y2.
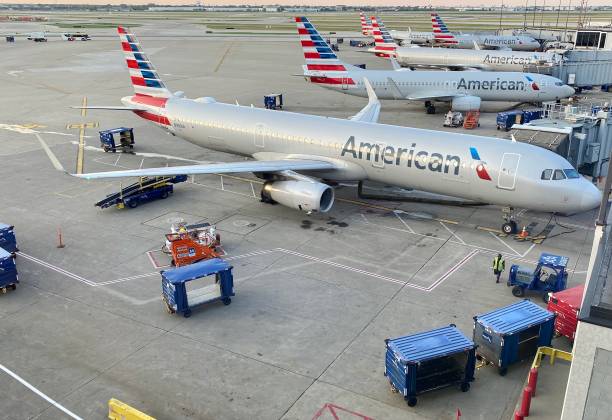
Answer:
370 17 397 58
431 13 458 45
360 12 373 35
295 17 354 86
118 26 172 98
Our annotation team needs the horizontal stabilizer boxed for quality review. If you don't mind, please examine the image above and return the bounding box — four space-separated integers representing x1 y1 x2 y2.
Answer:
73 159 337 180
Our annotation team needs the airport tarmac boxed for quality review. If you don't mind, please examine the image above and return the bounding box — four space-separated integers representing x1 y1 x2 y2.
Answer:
0 20 601 420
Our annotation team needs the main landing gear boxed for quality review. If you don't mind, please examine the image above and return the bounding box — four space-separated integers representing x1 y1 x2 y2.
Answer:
425 101 436 114
501 206 519 234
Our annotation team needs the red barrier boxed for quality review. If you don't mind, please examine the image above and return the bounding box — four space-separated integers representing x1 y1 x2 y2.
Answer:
520 386 533 417
514 411 524 420
528 368 539 397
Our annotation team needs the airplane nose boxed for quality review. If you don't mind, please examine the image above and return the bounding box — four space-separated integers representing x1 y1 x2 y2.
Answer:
565 85 575 96
580 181 602 212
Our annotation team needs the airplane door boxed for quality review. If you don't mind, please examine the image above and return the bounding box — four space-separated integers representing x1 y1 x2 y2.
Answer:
497 153 521 190
342 77 350 90
254 123 266 148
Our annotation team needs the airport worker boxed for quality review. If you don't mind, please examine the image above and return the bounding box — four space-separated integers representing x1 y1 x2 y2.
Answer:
493 253 505 283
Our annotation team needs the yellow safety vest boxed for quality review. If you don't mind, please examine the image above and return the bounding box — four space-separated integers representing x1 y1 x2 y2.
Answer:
493 257 505 272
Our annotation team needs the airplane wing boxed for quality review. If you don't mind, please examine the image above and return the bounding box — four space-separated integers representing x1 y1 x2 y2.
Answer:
349 78 380 123
70 106 148 111
73 159 337 180
407 93 456 101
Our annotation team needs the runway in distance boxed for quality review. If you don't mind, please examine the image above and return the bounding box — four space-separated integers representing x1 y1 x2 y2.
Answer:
431 13 541 51
299 17 573 113
368 17 560 72
73 25 600 233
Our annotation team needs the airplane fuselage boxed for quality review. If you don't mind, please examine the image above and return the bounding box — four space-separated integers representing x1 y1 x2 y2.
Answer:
123 95 599 214
392 47 560 71
307 70 572 103
443 34 541 51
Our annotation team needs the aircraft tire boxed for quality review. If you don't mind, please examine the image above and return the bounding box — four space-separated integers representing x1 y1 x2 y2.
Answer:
502 222 517 234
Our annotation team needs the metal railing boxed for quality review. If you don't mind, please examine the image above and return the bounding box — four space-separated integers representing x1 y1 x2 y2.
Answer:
542 102 611 121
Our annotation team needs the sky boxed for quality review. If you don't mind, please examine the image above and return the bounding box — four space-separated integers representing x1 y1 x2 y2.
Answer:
3 1 612 6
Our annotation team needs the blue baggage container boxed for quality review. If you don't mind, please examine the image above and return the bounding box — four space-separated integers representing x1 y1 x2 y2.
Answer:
521 108 543 124
0 223 17 254
161 258 234 318
0 247 18 292
385 325 477 407
496 110 523 131
473 300 555 375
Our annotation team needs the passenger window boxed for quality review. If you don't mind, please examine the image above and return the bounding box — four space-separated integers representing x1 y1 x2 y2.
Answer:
563 169 580 179
541 169 552 180
553 169 566 180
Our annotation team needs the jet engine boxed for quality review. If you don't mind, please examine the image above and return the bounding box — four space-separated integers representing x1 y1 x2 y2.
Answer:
451 95 482 112
261 180 334 213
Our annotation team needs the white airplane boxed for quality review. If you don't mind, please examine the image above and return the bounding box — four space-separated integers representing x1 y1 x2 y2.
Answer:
359 13 434 46
368 17 560 72
301 18 574 114
74 24 601 234
431 13 541 51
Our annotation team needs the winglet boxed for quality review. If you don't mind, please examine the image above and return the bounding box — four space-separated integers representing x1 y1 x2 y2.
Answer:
350 78 381 123
473 40 481 50
390 57 407 71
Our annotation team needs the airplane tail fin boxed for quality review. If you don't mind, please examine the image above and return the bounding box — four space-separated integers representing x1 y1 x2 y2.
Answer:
295 17 355 87
370 16 397 58
431 13 458 45
118 26 172 98
359 12 373 35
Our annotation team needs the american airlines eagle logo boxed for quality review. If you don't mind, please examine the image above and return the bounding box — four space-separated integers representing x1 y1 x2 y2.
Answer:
470 147 492 181
525 75 540 91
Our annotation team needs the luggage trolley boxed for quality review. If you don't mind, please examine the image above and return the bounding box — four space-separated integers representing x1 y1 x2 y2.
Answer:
161 258 234 318
99 128 135 153
0 247 18 293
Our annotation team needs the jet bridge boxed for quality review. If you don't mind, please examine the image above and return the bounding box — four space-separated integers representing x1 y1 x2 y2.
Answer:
510 102 612 178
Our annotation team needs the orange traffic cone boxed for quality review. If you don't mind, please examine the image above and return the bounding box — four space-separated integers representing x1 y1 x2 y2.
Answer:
518 226 529 239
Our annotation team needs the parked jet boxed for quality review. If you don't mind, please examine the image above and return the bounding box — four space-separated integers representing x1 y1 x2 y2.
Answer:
431 13 541 51
369 17 560 72
73 24 600 234
299 18 573 114
359 12 433 45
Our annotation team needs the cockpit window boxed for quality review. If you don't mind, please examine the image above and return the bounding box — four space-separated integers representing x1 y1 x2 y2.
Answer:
564 169 580 179
541 169 553 180
553 169 566 180
555 81 564 86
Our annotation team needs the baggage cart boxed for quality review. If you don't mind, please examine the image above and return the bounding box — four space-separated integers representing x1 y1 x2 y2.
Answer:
6 36 15 43
473 300 555 375
95 175 187 209
99 127 135 153
0 223 18 254
0 247 18 293
508 253 568 302
264 94 283 110
385 325 476 407
547 284 584 342
161 258 234 317
164 222 221 267
496 110 523 131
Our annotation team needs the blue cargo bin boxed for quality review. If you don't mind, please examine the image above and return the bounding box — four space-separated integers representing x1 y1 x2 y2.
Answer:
161 258 234 318
0 247 18 293
473 300 555 376
264 94 283 110
385 325 477 407
99 127 134 153
0 223 18 254
496 110 523 131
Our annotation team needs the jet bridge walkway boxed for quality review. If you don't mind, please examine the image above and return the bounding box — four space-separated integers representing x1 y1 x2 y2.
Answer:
95 175 187 209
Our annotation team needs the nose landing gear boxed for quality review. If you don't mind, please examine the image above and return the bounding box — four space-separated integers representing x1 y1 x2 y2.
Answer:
501 207 519 234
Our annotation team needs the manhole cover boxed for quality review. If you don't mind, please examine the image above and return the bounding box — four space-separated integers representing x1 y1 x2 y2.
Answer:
233 220 253 227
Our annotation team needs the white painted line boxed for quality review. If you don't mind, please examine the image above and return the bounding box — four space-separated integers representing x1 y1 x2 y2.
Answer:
521 243 536 258
0 364 84 420
440 221 466 245
220 175 225 191
17 252 97 287
426 249 479 291
35 134 66 172
250 182 257 198
489 232 522 256
393 211 415 234
114 154 121 166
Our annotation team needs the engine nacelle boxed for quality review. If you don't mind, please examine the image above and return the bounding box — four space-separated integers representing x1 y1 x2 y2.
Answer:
451 95 482 112
262 180 334 213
